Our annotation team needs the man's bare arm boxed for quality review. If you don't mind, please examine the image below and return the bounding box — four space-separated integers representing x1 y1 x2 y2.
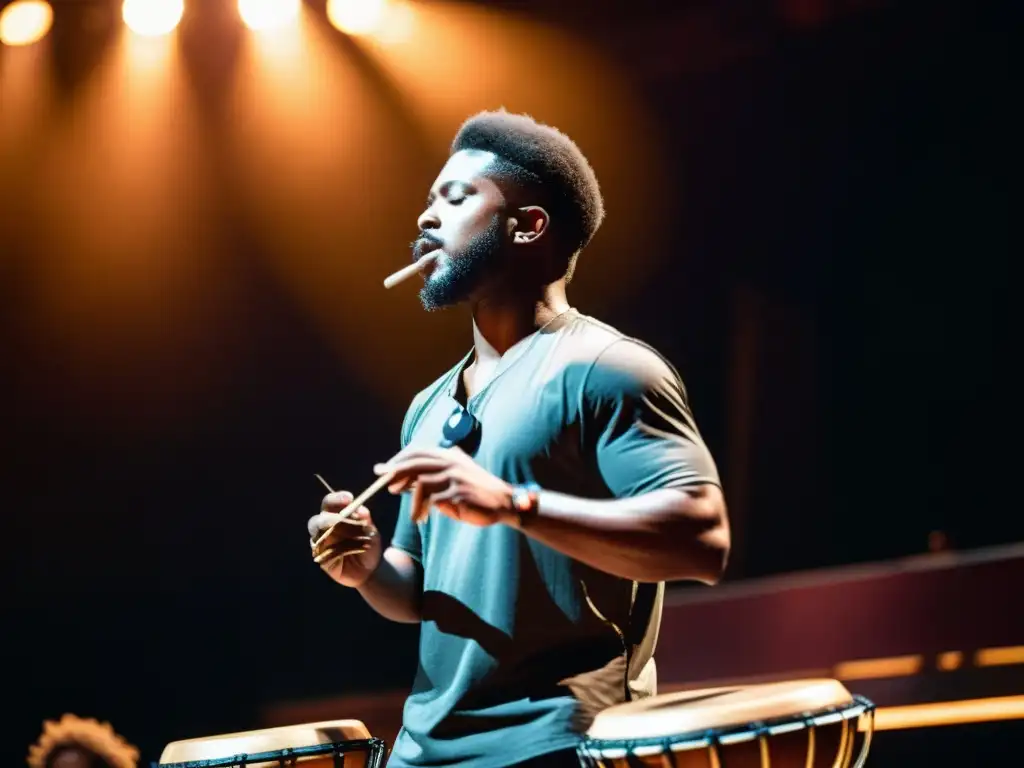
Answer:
356 547 422 623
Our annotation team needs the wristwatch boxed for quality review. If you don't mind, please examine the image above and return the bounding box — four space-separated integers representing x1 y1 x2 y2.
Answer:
509 482 541 528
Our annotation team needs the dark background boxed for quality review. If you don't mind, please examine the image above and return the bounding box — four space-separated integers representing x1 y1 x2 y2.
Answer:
1 0 1013 762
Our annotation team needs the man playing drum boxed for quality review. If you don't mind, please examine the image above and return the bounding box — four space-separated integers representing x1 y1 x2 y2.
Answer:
307 111 730 768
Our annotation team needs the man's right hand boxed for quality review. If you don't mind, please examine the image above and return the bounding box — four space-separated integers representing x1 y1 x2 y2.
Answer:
308 491 382 588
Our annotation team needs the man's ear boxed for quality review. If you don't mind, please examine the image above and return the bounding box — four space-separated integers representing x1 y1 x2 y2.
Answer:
508 205 549 244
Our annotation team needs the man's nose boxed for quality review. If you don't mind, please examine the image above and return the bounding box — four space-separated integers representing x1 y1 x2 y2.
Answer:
417 208 440 233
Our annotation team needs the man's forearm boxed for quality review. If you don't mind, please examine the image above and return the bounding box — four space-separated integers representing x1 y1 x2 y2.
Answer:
512 485 729 584
356 548 422 623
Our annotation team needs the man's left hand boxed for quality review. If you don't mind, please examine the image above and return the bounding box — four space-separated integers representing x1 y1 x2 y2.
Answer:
374 447 515 526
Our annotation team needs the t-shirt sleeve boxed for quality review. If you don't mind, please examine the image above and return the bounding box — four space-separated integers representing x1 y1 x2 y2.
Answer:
582 339 720 498
390 493 421 564
388 393 426 564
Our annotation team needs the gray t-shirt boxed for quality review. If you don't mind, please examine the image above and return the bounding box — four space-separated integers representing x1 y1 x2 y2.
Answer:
387 310 719 768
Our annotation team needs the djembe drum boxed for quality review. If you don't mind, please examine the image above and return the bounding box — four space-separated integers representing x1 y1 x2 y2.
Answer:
577 678 874 768
158 720 386 768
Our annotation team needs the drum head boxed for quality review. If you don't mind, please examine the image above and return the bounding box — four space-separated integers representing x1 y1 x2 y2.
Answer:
586 678 856 741
159 720 371 765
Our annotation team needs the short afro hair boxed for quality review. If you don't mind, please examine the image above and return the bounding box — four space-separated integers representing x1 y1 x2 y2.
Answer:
28 715 138 768
450 110 605 281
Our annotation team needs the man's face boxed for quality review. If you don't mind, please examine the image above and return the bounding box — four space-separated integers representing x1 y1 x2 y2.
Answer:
413 150 509 311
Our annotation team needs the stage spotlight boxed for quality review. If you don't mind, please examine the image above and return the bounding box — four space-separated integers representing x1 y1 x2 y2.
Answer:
326 0 388 36
0 0 53 46
122 0 184 37
238 0 300 31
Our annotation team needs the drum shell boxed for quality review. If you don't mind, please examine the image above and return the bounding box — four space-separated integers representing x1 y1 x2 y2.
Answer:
192 749 373 768
578 681 875 768
158 722 385 768
581 710 871 768
160 745 383 768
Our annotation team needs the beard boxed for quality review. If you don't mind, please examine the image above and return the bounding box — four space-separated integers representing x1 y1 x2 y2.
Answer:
417 215 505 311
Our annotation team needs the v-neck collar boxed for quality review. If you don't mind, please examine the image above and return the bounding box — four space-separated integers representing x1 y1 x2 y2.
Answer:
446 308 578 408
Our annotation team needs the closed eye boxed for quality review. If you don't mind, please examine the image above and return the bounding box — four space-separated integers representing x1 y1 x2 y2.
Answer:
425 181 473 208
443 181 472 206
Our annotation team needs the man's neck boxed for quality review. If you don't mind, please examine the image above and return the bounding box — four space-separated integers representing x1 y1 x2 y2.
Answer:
469 282 571 362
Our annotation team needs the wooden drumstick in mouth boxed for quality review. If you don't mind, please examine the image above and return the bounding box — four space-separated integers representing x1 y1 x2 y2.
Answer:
383 252 438 289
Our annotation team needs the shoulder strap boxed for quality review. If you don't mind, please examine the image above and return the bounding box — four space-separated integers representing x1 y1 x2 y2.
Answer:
626 581 659 647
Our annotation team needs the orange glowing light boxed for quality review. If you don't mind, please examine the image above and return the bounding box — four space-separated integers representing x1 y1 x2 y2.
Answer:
238 0 300 31
976 645 1024 667
864 695 1024 731
0 0 53 46
326 0 389 35
834 655 922 681
122 0 184 37
936 651 963 672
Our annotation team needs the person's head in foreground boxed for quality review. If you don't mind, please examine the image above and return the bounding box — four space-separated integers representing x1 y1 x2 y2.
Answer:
27 714 139 768
412 109 605 311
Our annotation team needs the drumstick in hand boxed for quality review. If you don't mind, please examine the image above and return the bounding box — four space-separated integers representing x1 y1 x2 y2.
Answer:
312 471 394 550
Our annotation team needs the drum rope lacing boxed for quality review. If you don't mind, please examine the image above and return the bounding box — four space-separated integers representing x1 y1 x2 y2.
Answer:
153 739 388 768
578 695 876 768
